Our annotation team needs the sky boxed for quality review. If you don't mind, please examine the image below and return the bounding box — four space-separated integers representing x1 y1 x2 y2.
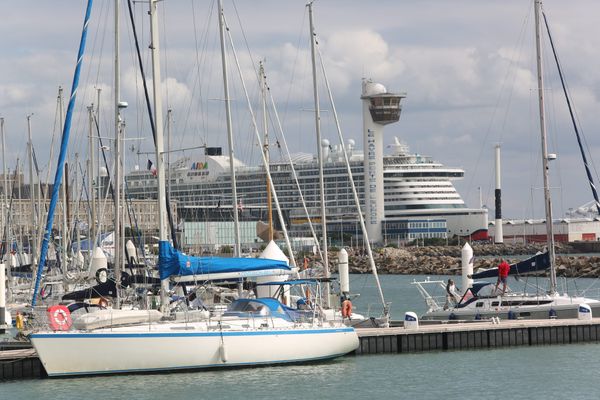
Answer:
1 0 600 221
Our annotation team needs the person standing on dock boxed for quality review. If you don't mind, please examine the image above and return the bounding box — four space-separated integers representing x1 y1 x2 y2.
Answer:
494 258 510 295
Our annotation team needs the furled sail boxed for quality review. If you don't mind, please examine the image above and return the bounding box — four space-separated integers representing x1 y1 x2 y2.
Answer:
158 241 291 280
471 252 551 280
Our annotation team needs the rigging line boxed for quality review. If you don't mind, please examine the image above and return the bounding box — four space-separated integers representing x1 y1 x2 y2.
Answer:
32 0 94 307
42 90 62 204
92 0 109 87
181 0 214 150
542 11 600 215
266 79 324 265
72 2 108 155
0 164 20 260
93 115 115 204
231 0 261 88
123 177 148 261
161 0 171 112
316 43 388 316
281 5 309 126
77 162 94 234
464 3 532 203
126 0 179 249
223 11 297 268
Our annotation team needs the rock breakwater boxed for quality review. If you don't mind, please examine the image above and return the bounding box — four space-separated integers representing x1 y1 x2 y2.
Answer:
321 243 600 278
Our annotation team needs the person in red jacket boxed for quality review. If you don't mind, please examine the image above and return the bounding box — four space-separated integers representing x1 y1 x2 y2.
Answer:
494 258 510 295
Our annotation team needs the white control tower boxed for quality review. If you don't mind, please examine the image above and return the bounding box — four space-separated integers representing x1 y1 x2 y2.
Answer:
361 79 405 243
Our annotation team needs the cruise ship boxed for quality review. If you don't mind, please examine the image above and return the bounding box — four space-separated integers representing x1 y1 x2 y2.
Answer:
125 137 488 243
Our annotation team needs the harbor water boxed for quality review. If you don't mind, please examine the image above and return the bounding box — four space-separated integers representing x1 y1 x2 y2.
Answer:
4 274 600 399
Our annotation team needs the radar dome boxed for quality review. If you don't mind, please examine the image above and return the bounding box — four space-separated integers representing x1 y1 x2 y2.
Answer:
321 139 330 147
363 82 387 96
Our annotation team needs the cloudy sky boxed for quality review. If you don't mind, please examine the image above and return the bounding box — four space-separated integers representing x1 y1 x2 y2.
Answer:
1 0 599 220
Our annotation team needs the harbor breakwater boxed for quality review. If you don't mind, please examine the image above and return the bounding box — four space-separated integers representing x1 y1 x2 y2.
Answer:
325 242 600 278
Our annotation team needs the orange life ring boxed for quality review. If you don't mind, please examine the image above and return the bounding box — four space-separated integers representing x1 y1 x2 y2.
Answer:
47 305 72 331
341 299 353 318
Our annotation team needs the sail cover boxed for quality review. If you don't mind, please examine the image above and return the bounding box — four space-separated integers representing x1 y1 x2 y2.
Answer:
471 252 551 280
158 241 291 280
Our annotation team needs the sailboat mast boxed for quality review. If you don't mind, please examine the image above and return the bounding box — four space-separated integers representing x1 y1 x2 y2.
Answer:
1 118 11 301
218 0 241 257
260 61 273 241
58 87 69 270
1 119 7 248
534 0 557 293
27 115 37 266
114 0 122 307
87 105 94 246
149 0 170 312
308 1 330 305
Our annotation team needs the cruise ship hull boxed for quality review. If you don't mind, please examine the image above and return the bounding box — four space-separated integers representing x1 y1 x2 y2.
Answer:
125 138 488 242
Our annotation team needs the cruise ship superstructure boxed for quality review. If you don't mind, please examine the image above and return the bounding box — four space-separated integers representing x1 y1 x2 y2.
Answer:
125 81 488 245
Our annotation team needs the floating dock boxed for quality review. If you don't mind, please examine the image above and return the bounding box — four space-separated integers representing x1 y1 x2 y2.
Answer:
3 318 600 380
0 343 44 380
355 317 600 354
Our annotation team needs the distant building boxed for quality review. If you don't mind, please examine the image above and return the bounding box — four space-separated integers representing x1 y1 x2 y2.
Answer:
488 218 600 243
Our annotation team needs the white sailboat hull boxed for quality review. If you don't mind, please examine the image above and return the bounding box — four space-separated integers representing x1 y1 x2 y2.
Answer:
422 294 600 321
31 323 358 376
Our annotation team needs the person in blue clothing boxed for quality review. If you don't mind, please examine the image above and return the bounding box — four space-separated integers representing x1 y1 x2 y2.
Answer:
296 297 309 310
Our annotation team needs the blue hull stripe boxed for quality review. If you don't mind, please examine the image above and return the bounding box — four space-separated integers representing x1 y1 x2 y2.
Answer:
31 327 354 340
45 352 351 377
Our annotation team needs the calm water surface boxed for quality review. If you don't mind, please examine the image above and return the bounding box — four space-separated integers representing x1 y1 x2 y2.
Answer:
4 274 600 399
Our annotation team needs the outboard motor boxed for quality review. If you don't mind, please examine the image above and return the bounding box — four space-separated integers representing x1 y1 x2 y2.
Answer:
578 303 592 320
89 247 108 283
404 312 418 329
126 240 138 265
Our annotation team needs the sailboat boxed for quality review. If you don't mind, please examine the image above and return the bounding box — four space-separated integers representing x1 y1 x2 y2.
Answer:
30 0 358 377
414 0 600 321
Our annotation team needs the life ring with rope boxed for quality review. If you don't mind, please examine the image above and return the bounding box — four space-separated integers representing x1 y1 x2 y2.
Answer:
47 305 72 331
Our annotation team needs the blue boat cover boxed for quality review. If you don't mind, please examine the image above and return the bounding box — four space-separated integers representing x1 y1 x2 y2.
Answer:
471 252 551 280
158 241 291 280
